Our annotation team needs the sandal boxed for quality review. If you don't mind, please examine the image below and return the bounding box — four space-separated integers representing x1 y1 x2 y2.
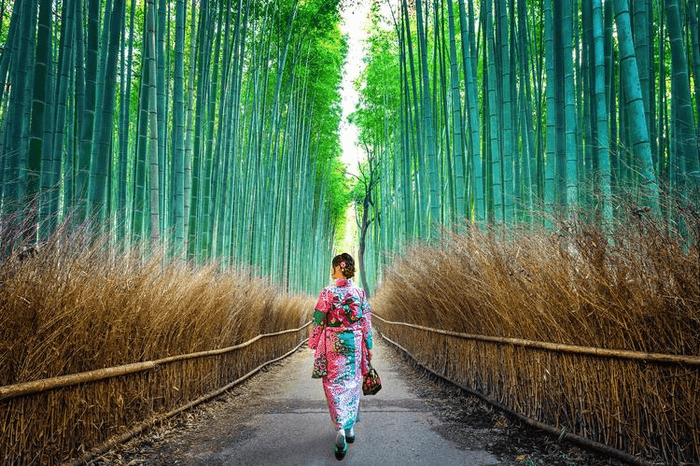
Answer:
345 427 355 443
334 430 347 460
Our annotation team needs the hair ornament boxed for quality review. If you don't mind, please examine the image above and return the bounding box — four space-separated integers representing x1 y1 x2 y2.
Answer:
340 261 345 268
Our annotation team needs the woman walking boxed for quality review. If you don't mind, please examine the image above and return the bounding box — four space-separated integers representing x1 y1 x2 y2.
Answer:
311 253 373 460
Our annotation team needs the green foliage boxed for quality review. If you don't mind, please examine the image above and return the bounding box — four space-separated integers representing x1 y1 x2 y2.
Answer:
300 17 352 239
0 0 353 294
351 27 400 147
350 0 699 289
307 22 346 165
326 157 354 241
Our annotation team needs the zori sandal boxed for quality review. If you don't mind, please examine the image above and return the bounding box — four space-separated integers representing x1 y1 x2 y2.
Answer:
345 427 355 443
334 430 347 460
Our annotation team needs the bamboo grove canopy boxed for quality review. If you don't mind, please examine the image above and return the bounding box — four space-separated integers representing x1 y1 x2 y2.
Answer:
0 0 352 293
349 0 700 290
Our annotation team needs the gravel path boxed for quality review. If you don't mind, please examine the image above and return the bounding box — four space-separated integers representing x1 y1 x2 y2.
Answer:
93 332 626 466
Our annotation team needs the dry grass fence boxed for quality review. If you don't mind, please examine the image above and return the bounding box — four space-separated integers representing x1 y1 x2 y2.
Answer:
371 210 700 465
0 324 310 465
0 216 315 464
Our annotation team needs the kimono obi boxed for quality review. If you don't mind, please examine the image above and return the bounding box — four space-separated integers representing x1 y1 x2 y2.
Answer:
315 278 369 328
325 320 363 333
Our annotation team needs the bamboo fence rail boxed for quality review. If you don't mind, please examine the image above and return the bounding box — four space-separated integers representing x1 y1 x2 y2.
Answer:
0 322 312 465
373 313 698 465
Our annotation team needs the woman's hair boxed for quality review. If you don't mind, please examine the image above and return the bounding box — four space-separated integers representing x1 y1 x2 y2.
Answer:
332 253 356 279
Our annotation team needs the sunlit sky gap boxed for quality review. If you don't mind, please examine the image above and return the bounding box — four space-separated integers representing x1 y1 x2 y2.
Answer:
339 0 371 177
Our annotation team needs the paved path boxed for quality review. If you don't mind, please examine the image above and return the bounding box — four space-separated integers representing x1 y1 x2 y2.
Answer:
170 333 500 466
101 332 626 466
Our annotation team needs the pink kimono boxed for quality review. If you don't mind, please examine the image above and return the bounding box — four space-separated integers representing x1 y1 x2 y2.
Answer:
312 278 372 430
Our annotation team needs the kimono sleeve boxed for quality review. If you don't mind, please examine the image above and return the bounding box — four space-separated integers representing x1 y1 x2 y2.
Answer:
313 287 332 325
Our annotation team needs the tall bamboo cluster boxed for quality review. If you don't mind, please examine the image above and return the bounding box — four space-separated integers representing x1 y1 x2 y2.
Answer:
353 0 699 288
0 0 350 293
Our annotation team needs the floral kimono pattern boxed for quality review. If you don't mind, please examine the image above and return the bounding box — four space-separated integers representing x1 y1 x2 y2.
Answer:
313 278 372 430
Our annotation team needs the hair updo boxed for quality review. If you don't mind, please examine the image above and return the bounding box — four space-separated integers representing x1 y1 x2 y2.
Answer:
332 253 356 279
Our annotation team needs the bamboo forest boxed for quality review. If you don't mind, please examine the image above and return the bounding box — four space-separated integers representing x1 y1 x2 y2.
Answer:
1 0 699 464
1 0 699 291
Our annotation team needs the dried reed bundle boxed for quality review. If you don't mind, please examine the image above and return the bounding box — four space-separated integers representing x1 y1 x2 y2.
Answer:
373 211 700 464
0 218 314 464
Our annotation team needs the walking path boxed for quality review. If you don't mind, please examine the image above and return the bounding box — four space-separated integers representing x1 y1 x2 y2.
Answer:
118 332 502 465
104 333 622 465
197 334 500 466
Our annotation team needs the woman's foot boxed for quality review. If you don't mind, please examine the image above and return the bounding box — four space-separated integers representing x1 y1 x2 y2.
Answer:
345 427 355 443
334 429 347 460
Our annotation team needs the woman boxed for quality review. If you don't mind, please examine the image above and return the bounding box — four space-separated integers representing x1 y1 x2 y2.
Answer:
311 253 372 461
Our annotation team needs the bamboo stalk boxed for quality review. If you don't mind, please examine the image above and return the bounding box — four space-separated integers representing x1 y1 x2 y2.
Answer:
373 314 700 366
0 322 312 402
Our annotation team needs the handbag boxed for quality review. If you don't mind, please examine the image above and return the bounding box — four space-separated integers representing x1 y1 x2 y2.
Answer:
362 365 382 395
311 326 327 378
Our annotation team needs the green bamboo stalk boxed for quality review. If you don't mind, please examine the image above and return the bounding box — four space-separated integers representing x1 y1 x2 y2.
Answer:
27 0 52 227
665 0 699 188
415 0 439 229
147 0 160 243
592 0 612 224
613 0 659 213
172 0 187 248
543 0 556 224
77 0 99 223
89 0 125 226
51 0 76 228
459 0 484 223
447 0 465 219
562 0 578 211
486 1 503 223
